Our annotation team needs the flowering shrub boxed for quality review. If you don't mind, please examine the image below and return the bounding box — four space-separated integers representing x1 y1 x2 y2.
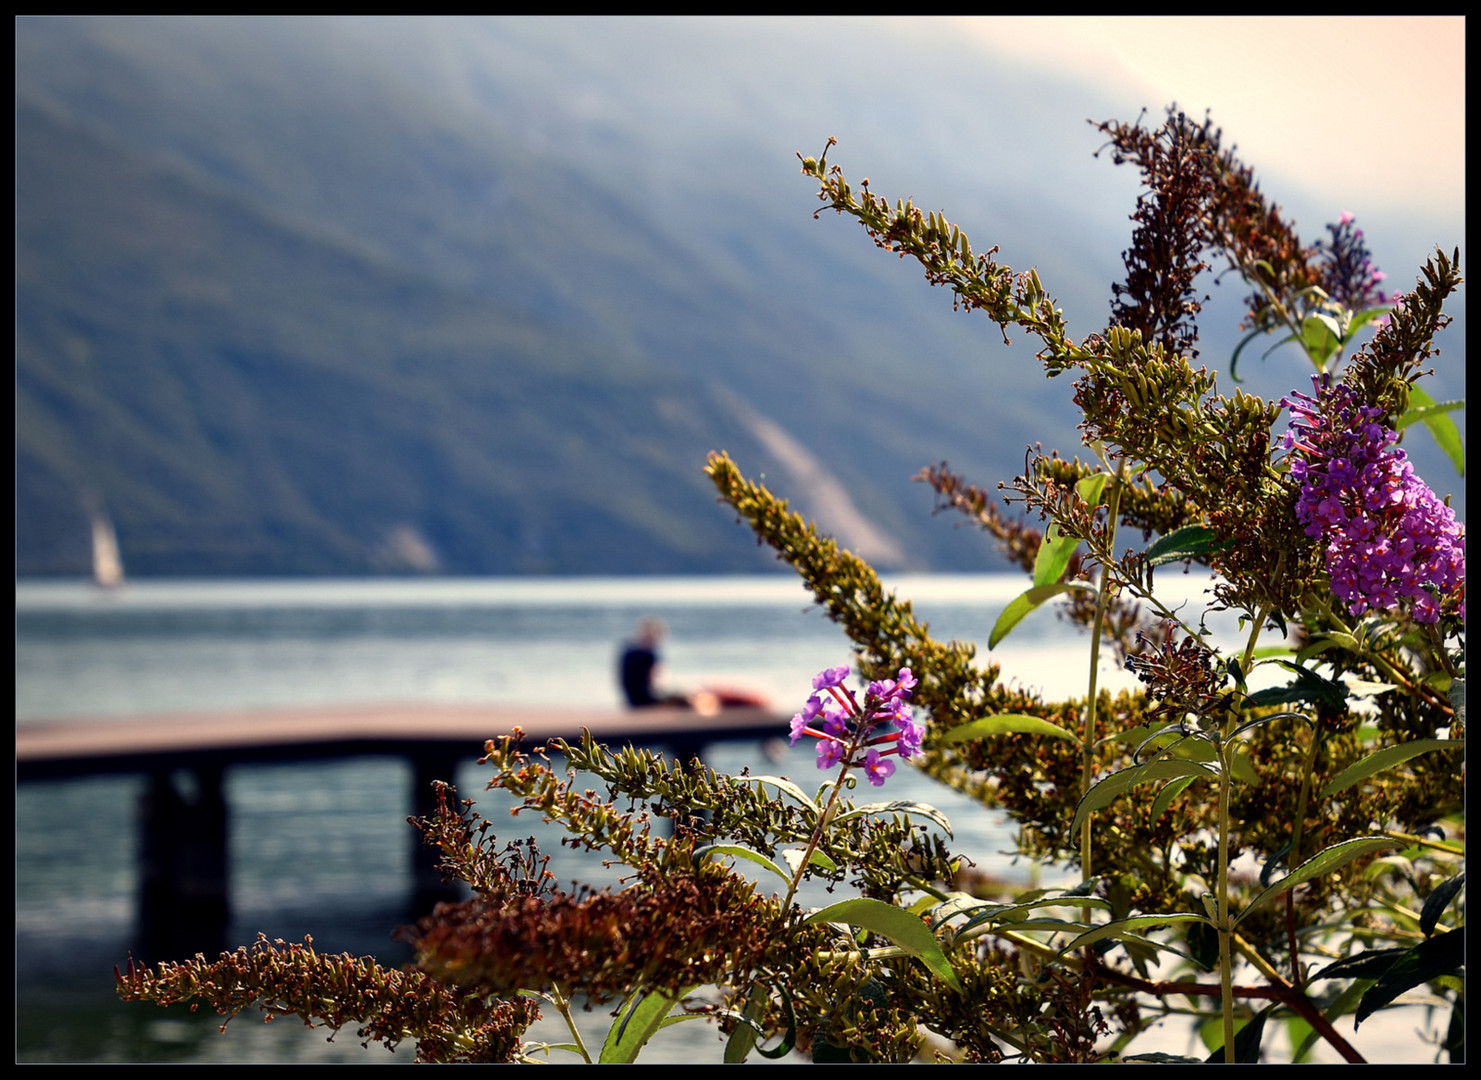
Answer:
117 107 1464 1064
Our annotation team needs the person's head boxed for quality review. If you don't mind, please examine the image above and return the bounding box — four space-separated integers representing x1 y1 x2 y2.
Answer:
635 617 666 648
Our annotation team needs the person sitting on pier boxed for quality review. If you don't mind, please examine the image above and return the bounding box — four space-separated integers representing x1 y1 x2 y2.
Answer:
618 617 692 708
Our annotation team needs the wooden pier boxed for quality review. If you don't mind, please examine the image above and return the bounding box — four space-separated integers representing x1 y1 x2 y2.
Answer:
17 702 784 954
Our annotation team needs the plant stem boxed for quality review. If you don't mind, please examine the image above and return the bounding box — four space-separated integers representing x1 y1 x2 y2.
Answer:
1216 743 1236 1063
545 982 592 1063
1081 459 1127 880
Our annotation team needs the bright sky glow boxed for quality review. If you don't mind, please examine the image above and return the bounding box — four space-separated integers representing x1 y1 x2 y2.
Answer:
951 16 1464 218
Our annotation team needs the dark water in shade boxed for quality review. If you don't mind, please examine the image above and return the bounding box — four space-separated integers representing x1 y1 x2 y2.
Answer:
16 576 1435 1063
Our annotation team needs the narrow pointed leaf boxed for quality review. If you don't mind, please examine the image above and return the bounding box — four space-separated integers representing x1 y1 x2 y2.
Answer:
1150 775 1201 824
782 846 836 876
835 799 954 837
1144 525 1228 567
1061 913 1206 953
1033 521 1081 588
1318 739 1462 799
601 987 692 1063
1401 385 1464 476
1070 759 1219 837
1206 1004 1276 1063
1419 870 1465 938
1310 947 1410 982
1355 929 1464 1027
1076 472 1110 507
737 775 819 813
952 894 1111 935
805 897 962 992
989 582 1092 648
939 713 1076 744
1235 837 1394 927
693 843 791 884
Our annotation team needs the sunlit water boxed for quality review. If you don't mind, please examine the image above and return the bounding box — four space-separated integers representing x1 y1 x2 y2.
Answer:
16 575 1439 1063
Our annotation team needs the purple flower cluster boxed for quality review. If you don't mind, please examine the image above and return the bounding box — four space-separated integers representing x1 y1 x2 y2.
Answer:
789 665 923 786
1282 375 1465 623
1316 212 1390 311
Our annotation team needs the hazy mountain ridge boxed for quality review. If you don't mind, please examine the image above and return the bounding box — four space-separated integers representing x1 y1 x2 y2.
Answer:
16 17 1463 577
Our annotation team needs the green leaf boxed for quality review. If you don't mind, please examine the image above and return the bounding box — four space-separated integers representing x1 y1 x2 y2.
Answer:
1076 472 1110 508
1302 312 1343 365
1144 525 1228 567
1150 775 1200 825
1235 837 1394 927
1345 304 1392 337
1060 913 1207 953
1230 323 1274 381
1247 661 1350 711
600 987 695 1063
1206 1004 1276 1063
736 775 819 813
1296 630 1359 663
782 846 837 876
723 984 767 1064
1185 919 1220 972
1318 739 1463 800
805 897 962 992
1402 385 1464 476
1311 947 1411 982
1420 870 1465 938
1033 521 1081 588
1397 393 1465 428
1070 758 1220 837
989 582 1092 648
1227 710 1307 743
834 799 954 837
719 981 797 1061
693 843 791 884
948 893 1111 936
938 713 1076 744
1355 929 1465 1027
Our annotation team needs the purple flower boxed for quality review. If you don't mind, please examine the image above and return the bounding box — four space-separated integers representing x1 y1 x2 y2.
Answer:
816 738 848 770
1282 375 1465 623
1316 213 1391 309
862 749 896 786
819 705 851 738
788 694 825 744
812 665 850 691
893 710 925 758
790 663 922 786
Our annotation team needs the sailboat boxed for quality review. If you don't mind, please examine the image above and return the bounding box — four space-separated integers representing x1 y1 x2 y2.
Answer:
91 510 125 590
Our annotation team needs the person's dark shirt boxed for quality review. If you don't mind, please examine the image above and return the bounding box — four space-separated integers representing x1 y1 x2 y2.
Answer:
620 645 659 706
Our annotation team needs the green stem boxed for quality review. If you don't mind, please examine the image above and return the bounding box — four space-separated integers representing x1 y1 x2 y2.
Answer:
779 749 855 915
545 982 592 1063
1216 748 1236 1063
1081 459 1127 880
1284 716 1323 988
1383 828 1464 856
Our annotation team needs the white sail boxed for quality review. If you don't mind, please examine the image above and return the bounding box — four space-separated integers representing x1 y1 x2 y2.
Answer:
91 512 125 589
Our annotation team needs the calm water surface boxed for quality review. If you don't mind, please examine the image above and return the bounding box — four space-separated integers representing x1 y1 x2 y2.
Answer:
16 575 1432 1063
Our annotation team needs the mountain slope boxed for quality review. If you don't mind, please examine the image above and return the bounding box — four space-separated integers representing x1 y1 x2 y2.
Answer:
15 17 1463 577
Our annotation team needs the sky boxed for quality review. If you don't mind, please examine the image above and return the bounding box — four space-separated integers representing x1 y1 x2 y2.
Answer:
952 16 1465 220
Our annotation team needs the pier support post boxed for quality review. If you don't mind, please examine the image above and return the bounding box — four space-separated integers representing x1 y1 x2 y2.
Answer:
138 766 229 956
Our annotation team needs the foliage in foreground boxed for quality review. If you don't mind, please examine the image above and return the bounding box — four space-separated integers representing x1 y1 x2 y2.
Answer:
118 107 1464 1063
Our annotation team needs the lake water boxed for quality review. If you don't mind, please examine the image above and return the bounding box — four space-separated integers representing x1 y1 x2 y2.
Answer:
15 575 1439 1063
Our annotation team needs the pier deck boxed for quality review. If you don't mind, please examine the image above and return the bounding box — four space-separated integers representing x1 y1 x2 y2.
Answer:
17 702 784 954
